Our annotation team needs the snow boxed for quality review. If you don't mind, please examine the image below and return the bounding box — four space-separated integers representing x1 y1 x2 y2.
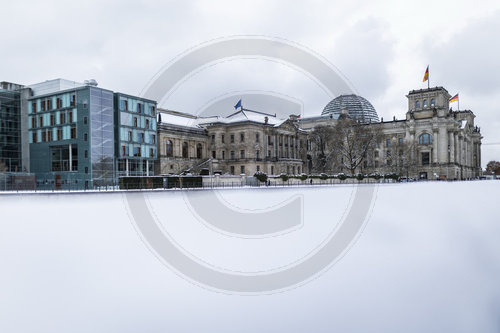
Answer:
0 181 499 332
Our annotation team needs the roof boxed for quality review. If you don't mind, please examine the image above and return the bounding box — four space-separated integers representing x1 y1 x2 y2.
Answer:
158 108 290 129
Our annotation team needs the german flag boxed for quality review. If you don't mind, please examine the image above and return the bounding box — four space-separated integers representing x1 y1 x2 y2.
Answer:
422 66 429 82
449 93 459 103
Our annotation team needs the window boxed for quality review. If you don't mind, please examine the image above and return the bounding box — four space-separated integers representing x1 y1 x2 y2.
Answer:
146 119 150 129
230 151 235 159
128 131 132 142
85 150 88 158
196 143 202 159
422 152 430 165
85 167 88 174
423 99 428 108
31 117 36 128
70 127 77 139
419 133 432 145
399 138 403 145
268 136 272 145
84 133 88 141
230 166 235 174
256 150 260 159
375 151 379 158
271 166 274 174
166 140 173 157
152 134 156 144
211 135 215 144
182 142 188 158
267 150 271 157
39 116 44 127
221 134 225 143
257 165 260 172
150 148 154 158
47 99 52 110
415 100 421 109
51 146 78 172
69 112 73 123
70 94 76 106
240 150 245 159
212 151 216 159
32 102 37 113
140 133 145 143
134 117 138 127
240 133 245 142
56 98 61 109
47 131 52 142
32 132 38 143
256 133 260 142
138 104 143 114
57 128 62 141
60 113 66 124
240 166 245 174
42 131 47 142
84 116 88 125
41 100 46 111
134 147 142 157
230 134 235 143
222 151 225 160
431 98 435 107
386 138 391 147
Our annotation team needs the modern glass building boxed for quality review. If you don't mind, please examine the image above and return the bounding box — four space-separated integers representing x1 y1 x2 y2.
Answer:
28 84 115 189
114 93 157 177
0 86 22 172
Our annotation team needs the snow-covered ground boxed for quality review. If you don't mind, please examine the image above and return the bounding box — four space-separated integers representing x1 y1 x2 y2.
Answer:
1 181 499 332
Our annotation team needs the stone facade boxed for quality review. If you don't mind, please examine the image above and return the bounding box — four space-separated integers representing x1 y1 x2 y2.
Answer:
157 86 483 180
157 109 307 175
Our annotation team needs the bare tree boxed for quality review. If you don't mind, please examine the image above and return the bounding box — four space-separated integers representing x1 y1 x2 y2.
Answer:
331 116 382 175
486 160 500 175
384 140 417 178
308 125 336 173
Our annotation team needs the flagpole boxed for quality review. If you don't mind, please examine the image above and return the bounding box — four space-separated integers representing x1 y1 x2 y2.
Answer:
458 93 459 111
428 65 430 89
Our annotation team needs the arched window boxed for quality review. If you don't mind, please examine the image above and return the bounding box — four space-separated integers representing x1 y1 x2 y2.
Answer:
182 142 188 158
196 143 202 159
415 100 421 109
419 133 432 145
430 98 435 107
423 99 428 107
166 140 173 157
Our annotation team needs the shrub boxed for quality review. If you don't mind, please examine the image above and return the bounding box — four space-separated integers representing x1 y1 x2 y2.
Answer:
337 173 347 181
299 173 308 181
254 171 268 183
319 173 328 180
369 173 382 180
280 173 289 182
356 173 365 181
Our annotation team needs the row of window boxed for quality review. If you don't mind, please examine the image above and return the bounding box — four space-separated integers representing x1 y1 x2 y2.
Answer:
210 132 302 147
30 93 77 113
29 111 79 129
122 129 156 145
120 112 156 130
31 126 77 143
119 98 156 116
415 98 436 109
120 145 156 158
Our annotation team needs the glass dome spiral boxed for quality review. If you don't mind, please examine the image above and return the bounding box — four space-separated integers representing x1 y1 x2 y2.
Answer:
322 94 379 123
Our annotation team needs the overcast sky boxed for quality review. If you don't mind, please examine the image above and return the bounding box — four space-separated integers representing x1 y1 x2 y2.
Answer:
2 0 499 165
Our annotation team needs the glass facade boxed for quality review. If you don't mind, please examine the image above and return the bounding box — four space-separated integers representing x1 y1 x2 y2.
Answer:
89 88 114 187
114 93 157 177
0 89 22 172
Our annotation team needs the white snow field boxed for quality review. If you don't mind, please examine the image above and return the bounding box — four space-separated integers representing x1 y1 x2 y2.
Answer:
1 181 499 332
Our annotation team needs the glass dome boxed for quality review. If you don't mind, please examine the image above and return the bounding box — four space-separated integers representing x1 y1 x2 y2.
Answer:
322 94 379 123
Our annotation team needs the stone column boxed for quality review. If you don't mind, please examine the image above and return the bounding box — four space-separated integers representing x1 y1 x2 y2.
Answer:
438 127 448 164
449 132 455 163
432 130 438 164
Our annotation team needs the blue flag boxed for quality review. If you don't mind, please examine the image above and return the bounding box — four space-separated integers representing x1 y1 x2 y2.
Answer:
234 99 242 110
